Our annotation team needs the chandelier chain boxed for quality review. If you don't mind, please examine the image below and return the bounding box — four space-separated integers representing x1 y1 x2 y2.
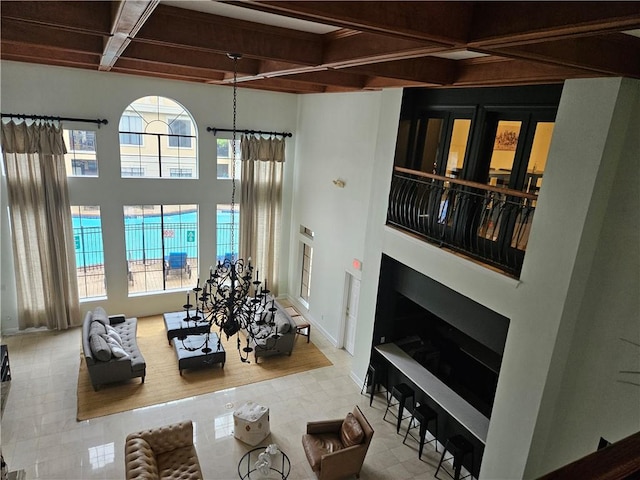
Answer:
230 54 238 255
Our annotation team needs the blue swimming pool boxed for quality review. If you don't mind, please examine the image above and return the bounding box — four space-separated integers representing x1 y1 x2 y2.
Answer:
73 210 237 268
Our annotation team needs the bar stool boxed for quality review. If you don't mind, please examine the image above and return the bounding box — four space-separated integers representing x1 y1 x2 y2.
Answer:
383 383 415 433
435 434 474 480
402 402 438 458
359 362 387 406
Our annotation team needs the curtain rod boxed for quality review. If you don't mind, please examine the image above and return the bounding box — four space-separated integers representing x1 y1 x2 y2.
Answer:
207 127 292 138
1 112 108 126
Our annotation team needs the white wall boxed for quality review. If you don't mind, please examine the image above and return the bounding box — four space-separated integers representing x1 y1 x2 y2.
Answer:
354 78 640 479
0 61 298 333
286 90 394 346
525 77 640 477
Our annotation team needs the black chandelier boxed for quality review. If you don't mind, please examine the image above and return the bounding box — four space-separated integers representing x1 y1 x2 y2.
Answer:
177 53 277 362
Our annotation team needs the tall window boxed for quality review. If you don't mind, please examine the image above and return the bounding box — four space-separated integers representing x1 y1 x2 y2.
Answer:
72 205 106 299
64 129 98 177
119 116 143 146
119 96 197 178
216 138 241 179
124 204 198 294
168 119 192 148
216 204 239 261
300 243 313 305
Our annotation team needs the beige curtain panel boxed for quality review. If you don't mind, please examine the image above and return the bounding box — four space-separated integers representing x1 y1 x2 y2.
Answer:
1 120 81 330
239 135 285 296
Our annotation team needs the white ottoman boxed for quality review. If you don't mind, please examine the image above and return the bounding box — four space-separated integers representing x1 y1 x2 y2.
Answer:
233 401 270 446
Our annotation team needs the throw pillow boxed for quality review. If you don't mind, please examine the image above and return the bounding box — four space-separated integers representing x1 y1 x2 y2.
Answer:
105 324 123 345
340 413 364 447
101 334 129 359
92 306 109 325
89 333 111 362
274 314 291 334
89 319 107 337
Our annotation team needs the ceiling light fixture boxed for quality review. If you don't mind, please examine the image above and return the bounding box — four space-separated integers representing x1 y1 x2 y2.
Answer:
178 53 276 363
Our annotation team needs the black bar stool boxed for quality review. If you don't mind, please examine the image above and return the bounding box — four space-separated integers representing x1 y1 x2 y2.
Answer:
383 383 415 433
360 362 387 406
435 434 474 480
402 402 438 458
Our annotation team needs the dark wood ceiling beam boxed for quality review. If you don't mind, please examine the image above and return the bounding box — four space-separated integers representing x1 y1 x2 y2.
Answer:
322 30 451 68
0 43 99 68
1 20 104 55
135 5 323 65
100 0 160 71
364 76 436 89
280 70 368 89
490 34 640 78
344 56 457 85
454 57 594 87
257 60 318 78
114 57 225 82
1 55 98 73
230 1 473 44
469 2 640 47
0 0 112 35
111 67 213 84
122 42 260 76
237 78 326 94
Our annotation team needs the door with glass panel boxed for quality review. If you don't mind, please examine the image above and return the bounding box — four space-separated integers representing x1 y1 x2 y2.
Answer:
475 111 555 260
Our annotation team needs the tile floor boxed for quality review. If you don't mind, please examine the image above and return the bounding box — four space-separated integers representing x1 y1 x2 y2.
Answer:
1 319 455 479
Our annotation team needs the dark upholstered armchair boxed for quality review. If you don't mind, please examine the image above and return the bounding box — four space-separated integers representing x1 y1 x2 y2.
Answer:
302 405 374 480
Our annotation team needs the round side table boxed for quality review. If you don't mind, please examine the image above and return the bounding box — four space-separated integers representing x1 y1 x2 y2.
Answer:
238 446 290 479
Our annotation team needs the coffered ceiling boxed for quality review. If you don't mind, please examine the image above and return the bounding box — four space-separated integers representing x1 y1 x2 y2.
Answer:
2 1 640 94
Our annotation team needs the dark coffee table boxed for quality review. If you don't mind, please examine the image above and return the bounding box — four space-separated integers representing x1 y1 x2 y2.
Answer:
172 332 226 375
163 311 211 345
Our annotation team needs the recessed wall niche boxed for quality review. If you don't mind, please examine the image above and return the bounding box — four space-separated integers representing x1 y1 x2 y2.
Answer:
373 255 510 417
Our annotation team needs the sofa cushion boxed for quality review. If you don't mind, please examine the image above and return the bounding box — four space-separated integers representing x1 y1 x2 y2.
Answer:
302 433 344 471
340 412 364 447
156 446 202 479
92 306 109 326
102 334 128 359
89 333 112 362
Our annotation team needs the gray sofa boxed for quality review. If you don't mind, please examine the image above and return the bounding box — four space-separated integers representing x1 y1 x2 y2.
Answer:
243 299 297 363
82 307 146 391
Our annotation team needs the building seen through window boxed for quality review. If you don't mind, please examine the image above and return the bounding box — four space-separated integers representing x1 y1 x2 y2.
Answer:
119 96 197 178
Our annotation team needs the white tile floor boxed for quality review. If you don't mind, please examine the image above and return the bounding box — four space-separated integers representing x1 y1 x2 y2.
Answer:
1 322 453 480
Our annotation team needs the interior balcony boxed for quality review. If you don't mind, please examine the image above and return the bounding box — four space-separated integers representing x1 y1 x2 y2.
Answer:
387 166 538 278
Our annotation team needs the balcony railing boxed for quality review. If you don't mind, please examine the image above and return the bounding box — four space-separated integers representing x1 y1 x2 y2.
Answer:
387 167 538 277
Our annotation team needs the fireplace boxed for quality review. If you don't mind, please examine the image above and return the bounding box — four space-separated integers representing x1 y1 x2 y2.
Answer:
373 255 510 418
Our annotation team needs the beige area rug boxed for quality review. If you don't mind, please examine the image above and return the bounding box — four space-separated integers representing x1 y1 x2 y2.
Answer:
77 314 332 421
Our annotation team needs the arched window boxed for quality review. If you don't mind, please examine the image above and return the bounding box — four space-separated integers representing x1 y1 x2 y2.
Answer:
119 96 197 178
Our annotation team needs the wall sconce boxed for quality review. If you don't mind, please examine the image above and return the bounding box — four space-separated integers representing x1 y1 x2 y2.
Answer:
332 179 346 188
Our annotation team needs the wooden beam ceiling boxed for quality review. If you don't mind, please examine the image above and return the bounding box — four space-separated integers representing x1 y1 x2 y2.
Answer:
2 1 639 94
100 0 160 71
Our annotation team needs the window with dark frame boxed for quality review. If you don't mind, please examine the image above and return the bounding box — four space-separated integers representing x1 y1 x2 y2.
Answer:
168 118 192 148
119 96 198 179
